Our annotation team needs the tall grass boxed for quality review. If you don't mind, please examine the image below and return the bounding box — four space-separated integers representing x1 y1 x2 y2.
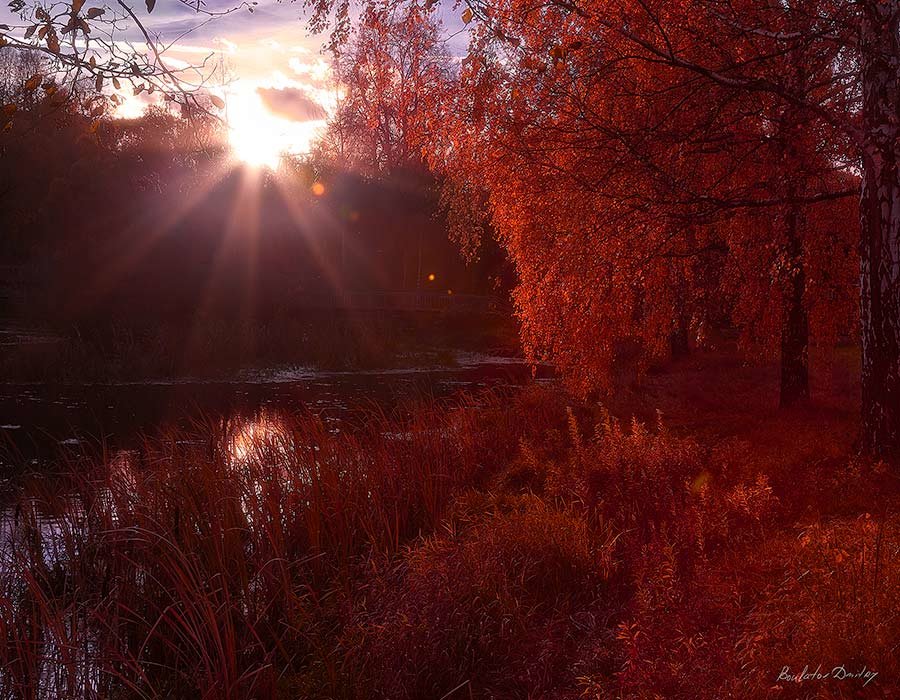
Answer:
1 386 896 699
0 388 562 699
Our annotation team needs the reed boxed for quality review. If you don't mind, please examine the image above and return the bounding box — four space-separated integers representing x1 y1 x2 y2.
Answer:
1 386 896 699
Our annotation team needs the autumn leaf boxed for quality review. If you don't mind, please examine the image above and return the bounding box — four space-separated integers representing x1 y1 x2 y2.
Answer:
46 30 60 53
112 77 121 90
72 0 85 14
2 104 16 116
95 74 103 91
24 24 36 39
134 84 145 96
24 74 41 91
89 55 96 67
209 94 225 109
145 0 156 13
461 7 473 24
550 45 567 64
35 7 48 20
2 121 12 133
86 7 103 18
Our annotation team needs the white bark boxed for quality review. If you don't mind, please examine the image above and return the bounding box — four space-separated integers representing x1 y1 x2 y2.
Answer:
859 0 900 456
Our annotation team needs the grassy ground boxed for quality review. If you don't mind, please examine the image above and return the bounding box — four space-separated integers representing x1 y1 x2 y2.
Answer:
610 346 864 516
1 347 897 699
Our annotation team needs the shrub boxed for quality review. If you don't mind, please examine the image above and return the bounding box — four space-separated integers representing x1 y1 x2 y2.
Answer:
564 414 780 698
339 495 616 699
735 513 900 699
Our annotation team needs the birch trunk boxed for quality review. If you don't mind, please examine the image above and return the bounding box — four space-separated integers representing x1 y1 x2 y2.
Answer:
859 1 900 457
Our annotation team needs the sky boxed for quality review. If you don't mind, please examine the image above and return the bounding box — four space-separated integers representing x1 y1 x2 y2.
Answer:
2 0 468 156
108 0 342 151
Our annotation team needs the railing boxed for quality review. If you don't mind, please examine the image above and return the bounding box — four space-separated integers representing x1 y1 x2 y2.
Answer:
297 290 507 314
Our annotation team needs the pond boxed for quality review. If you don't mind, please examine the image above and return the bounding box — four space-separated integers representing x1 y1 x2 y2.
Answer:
0 354 551 468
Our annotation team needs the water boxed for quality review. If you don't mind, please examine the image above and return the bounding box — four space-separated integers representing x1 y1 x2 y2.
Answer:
0 355 549 467
0 353 555 697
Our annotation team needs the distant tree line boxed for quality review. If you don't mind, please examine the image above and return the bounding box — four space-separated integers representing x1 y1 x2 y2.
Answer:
0 47 509 331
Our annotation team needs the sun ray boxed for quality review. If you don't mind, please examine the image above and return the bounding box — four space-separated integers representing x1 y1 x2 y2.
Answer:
70 159 236 314
184 166 265 362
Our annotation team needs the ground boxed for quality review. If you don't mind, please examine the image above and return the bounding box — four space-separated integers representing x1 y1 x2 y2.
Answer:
611 347 866 516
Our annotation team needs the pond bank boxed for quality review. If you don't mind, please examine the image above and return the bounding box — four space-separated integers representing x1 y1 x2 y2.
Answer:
0 353 550 467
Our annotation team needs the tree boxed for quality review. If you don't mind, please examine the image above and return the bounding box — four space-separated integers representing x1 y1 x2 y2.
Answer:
424 0 855 409
503 0 892 450
317 3 452 176
549 0 895 451
1 0 244 131
314 5 464 291
304 0 896 453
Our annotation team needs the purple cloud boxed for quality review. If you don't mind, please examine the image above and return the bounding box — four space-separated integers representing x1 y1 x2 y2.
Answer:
256 86 326 122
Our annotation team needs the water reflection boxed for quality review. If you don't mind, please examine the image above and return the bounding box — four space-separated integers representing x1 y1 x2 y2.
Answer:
0 357 548 467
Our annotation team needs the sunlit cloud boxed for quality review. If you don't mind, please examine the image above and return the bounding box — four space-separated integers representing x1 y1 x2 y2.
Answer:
1 0 344 150
289 56 330 86
257 86 326 122
215 37 239 54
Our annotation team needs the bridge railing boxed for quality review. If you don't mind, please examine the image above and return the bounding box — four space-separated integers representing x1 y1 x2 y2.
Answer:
297 290 507 314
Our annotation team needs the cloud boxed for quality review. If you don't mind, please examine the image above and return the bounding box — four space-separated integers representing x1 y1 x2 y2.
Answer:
289 56 330 87
256 86 327 122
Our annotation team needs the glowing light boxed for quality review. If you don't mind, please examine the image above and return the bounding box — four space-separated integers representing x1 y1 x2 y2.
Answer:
311 181 325 196
226 84 325 169
691 470 712 494
113 93 149 119
228 90 283 169
428 273 436 282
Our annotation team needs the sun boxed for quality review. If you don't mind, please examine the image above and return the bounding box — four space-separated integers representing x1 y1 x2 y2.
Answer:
230 123 283 170
227 90 285 169
224 85 325 169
